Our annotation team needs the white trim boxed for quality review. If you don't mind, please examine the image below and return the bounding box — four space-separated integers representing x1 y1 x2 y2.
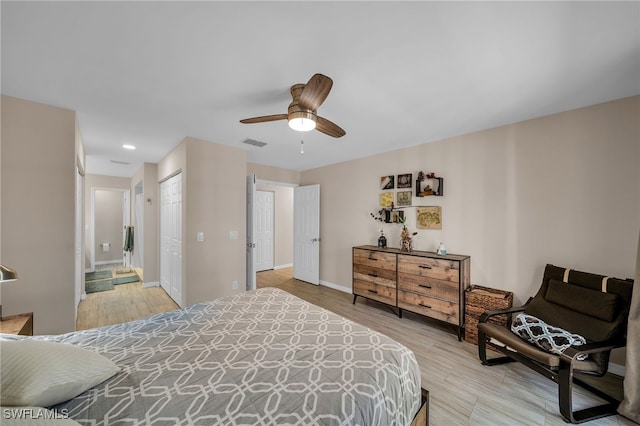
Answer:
256 179 299 188
319 280 351 294
81 292 86 300
142 281 160 289
95 259 123 266
608 362 625 377
274 263 293 270
85 268 94 273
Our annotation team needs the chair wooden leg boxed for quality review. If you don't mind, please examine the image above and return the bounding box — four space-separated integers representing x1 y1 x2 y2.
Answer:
558 363 620 424
477 331 517 366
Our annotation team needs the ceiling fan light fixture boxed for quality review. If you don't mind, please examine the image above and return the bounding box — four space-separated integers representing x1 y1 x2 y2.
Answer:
288 111 316 132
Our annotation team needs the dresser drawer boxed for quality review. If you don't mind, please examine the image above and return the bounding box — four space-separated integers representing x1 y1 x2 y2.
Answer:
398 273 459 302
354 280 396 306
398 291 459 325
398 255 459 282
354 263 396 288
353 248 397 271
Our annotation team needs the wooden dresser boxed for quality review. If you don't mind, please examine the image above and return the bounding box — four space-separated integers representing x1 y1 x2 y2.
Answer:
353 245 470 339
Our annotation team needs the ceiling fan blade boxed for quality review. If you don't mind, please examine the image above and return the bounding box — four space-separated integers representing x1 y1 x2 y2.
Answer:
240 114 288 124
316 116 346 138
298 74 333 111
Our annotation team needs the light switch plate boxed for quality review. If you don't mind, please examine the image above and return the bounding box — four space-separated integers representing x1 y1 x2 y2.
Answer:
229 230 238 240
197 232 204 242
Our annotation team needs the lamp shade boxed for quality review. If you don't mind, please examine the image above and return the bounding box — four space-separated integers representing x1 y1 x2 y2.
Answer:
288 111 317 132
0 264 18 282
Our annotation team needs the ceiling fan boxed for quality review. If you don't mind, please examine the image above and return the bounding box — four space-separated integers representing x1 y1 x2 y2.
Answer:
240 73 346 138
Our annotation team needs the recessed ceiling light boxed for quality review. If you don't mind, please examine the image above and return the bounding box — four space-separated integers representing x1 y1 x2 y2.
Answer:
122 144 136 150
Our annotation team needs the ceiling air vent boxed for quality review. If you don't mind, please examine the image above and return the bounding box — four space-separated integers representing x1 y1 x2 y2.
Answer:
242 138 267 148
110 160 131 165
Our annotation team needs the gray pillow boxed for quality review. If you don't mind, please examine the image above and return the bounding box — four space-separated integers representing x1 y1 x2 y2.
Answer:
1 340 120 407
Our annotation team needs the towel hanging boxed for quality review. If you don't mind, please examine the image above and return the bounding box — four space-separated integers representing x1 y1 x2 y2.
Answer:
123 226 134 252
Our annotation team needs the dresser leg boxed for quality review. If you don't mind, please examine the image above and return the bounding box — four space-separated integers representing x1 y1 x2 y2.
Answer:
398 308 403 318
352 295 357 304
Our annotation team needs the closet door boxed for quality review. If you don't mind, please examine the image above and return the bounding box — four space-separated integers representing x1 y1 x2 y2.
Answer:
160 173 182 306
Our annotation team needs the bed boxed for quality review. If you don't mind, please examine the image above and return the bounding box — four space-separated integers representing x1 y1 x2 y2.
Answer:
1 288 427 425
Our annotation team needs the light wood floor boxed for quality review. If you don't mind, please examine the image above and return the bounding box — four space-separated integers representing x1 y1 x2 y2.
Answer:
76 266 179 330
76 268 632 425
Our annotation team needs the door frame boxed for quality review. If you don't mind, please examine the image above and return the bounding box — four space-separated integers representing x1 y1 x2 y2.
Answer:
88 187 131 273
247 177 314 288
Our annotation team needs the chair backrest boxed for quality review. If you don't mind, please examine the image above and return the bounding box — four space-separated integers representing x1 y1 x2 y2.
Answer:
525 264 634 373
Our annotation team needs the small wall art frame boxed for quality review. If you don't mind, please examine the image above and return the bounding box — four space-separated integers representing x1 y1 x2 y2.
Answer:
416 206 442 230
396 191 412 207
380 175 394 190
397 173 412 189
380 192 394 207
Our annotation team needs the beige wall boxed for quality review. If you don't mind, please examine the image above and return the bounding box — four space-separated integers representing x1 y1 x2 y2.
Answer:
94 189 124 263
302 96 639 365
303 96 639 298
130 163 159 284
84 174 131 270
1 95 77 334
158 137 247 306
257 184 294 268
248 162 301 185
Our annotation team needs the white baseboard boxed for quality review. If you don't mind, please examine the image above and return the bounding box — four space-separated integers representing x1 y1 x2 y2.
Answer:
319 280 352 294
608 362 625 377
95 260 123 266
274 263 293 270
142 281 160 289
81 292 86 300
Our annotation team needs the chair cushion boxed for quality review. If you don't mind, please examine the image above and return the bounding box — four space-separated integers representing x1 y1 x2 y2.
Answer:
510 313 587 360
545 279 619 322
478 322 600 372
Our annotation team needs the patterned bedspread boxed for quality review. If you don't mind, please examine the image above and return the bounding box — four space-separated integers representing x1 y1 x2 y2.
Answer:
22 288 421 425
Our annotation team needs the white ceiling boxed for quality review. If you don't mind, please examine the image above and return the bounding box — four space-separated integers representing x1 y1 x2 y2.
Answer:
2 1 638 177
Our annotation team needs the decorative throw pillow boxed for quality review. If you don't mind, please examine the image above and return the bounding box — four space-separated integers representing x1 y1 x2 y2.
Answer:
0 340 120 407
511 313 588 360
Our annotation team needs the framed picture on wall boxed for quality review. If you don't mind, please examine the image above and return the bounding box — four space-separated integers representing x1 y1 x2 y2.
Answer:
416 206 442 230
397 173 412 188
380 192 394 207
397 191 412 207
380 175 394 190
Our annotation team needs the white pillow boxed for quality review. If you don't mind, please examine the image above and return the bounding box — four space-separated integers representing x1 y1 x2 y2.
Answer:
0 406 81 425
1 340 120 407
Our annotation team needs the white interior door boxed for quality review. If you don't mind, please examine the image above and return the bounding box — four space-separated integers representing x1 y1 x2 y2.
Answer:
246 175 256 290
293 184 320 285
255 190 274 272
160 173 182 306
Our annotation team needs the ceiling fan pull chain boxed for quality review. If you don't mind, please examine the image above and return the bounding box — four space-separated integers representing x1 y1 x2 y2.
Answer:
300 137 304 155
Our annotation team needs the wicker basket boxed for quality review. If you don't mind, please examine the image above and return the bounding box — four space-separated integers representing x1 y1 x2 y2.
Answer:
464 285 513 345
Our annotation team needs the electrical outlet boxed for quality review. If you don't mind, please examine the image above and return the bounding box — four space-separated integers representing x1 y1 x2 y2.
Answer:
232 280 238 290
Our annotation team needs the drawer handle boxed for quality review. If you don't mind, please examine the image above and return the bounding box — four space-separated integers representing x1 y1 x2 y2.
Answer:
419 265 432 269
419 303 432 309
368 256 376 261
368 273 378 278
418 284 432 289
368 289 378 294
